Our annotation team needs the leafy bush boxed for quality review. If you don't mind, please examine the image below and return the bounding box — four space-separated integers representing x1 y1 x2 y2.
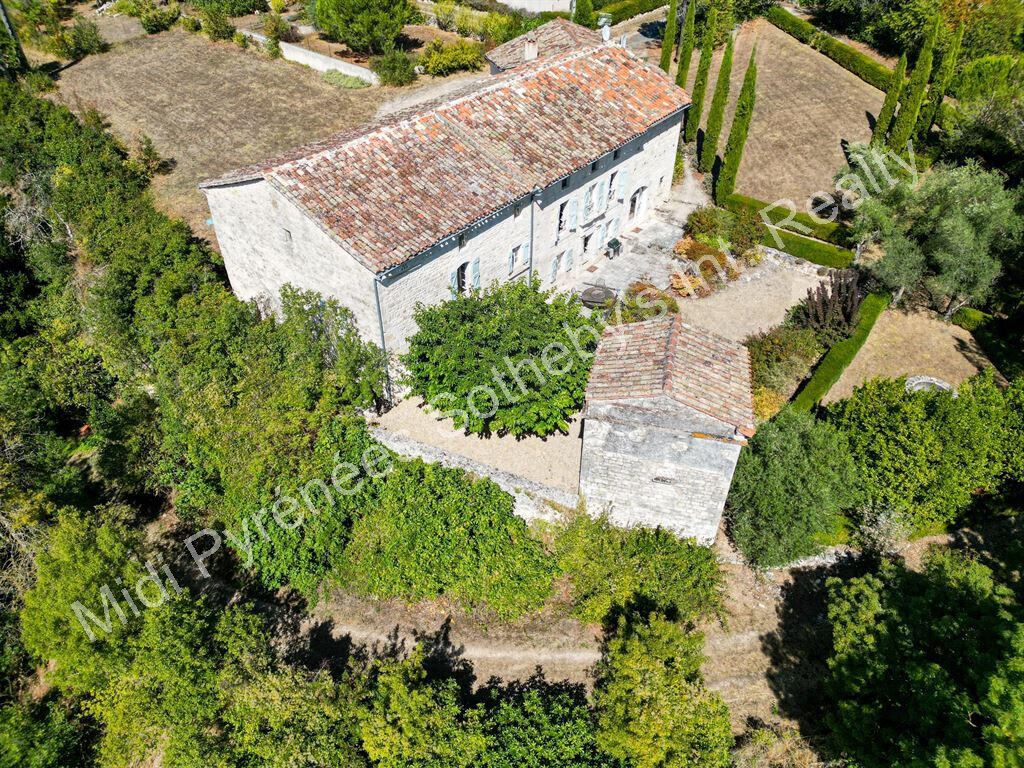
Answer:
594 612 732 768
952 306 990 332
261 10 290 41
322 69 369 88
139 4 180 33
47 17 107 60
685 205 729 239
604 281 679 325
765 6 893 91
554 512 723 624
314 0 419 54
727 407 860 567
232 29 248 47
455 4 483 37
434 0 457 30
191 0 267 16
371 49 417 85
201 8 234 39
728 208 767 256
179 14 202 32
826 371 1012 531
402 279 598 437
791 291 889 409
825 549 1024 767
419 38 485 76
339 460 554 619
745 325 822 395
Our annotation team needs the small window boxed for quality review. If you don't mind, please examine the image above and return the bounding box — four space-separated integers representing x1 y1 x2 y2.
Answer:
281 228 292 250
561 177 570 189
458 233 467 249
613 148 621 160
583 233 593 253
590 161 598 173
456 262 469 294
608 173 617 199
558 201 568 231
660 175 666 189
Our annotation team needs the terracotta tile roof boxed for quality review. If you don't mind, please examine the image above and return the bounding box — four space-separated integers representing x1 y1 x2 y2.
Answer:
201 44 689 274
485 17 603 71
586 316 755 434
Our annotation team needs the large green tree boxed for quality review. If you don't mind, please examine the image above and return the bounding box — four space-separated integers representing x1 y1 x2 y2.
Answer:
887 14 939 152
715 46 757 199
572 0 595 28
660 0 679 72
727 407 861 567
698 31 734 173
675 0 696 88
918 23 964 135
684 7 717 143
594 612 732 768
826 548 1024 767
870 53 906 145
314 0 418 53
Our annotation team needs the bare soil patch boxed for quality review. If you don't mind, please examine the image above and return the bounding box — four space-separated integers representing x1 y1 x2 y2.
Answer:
824 307 1004 403
677 18 885 206
51 28 388 241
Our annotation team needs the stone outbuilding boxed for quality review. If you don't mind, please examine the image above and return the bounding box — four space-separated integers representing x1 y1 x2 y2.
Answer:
580 315 756 544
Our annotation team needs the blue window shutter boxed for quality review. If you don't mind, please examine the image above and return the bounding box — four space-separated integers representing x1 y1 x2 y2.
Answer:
471 257 480 290
568 199 578 230
508 248 515 276
449 269 458 297
522 240 531 265
618 171 629 201
566 247 573 271
549 254 559 282
609 217 619 237
583 187 593 220
598 180 608 212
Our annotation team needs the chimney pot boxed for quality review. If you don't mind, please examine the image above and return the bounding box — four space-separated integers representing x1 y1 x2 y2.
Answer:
524 35 538 61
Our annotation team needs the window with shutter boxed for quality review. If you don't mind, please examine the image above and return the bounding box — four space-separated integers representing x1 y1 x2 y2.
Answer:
597 180 607 212
508 247 517 276
617 170 629 201
568 199 578 230
609 217 619 237
471 257 480 290
566 247 573 271
521 240 530 266
549 254 560 282
449 269 458 297
583 186 594 220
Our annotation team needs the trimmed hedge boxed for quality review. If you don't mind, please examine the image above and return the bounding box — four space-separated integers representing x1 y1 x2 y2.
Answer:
723 192 849 244
761 226 854 268
952 307 990 333
792 292 890 410
601 0 665 25
765 6 892 92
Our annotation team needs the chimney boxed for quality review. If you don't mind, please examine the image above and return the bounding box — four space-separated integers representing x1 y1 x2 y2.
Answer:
600 21 611 42
523 34 538 62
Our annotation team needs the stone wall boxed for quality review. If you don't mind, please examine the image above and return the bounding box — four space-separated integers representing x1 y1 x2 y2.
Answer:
203 180 381 339
579 399 742 544
239 29 379 83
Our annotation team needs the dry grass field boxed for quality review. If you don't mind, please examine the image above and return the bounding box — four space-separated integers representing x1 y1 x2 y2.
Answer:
52 29 388 242
678 18 885 207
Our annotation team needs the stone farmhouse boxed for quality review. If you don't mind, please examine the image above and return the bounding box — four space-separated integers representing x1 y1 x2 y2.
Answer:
200 31 690 362
582 316 756 544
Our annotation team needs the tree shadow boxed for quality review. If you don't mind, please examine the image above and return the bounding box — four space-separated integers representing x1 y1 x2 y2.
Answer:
639 20 666 40
865 109 877 132
760 554 870 741
413 616 477 695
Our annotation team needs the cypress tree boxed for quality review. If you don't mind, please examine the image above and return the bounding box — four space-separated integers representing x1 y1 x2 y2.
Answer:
871 53 907 146
716 47 757 201
918 24 963 136
698 32 734 173
887 15 939 153
660 0 679 73
675 0 696 88
573 0 595 28
684 7 717 143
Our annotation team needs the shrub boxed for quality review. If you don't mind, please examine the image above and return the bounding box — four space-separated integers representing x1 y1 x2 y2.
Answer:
744 325 822 395
455 4 482 37
191 0 267 15
685 7 716 143
139 4 180 33
727 407 860 567
435 0 457 31
788 269 863 346
792 292 889 410
728 208 766 256
871 52 906 145
481 10 520 44
826 371 1011 532
764 6 893 91
715 46 756 199
322 69 370 88
232 29 248 47
699 31 733 172
887 15 938 151
572 0 595 27
262 10 290 41
339 460 554 619
371 49 417 85
48 17 107 60
685 205 728 239
659 0 678 73
952 306 989 332
419 38 485 76
314 0 418 54
402 279 598 437
554 512 723 624
201 8 235 39
605 282 680 325
676 0 696 87
179 14 202 32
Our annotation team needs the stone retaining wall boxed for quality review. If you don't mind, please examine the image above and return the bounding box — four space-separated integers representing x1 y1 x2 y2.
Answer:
370 427 578 523
239 30 379 83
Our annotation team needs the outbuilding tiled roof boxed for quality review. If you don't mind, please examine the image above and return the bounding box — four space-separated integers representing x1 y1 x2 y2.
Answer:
586 315 755 434
201 43 689 274
485 17 603 71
